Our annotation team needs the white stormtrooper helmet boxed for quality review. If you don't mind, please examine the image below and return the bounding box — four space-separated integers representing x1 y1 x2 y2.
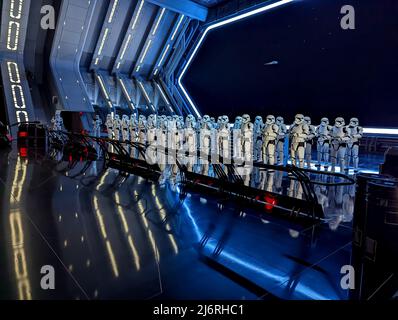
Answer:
107 114 112 121
210 117 216 124
321 117 329 126
304 116 312 125
167 116 172 122
266 115 276 125
139 115 146 125
114 115 120 121
242 114 251 124
349 118 359 127
294 114 305 125
186 115 195 127
203 115 211 123
222 115 229 124
255 116 263 125
334 117 345 128
276 116 284 125
148 114 156 128
235 116 242 124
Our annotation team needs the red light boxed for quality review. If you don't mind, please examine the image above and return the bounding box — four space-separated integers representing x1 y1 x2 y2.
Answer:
19 147 28 158
264 194 277 211
18 131 28 138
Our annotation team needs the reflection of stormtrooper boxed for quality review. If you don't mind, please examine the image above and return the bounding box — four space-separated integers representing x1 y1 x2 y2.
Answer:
346 118 363 172
121 115 130 142
304 116 316 168
184 115 197 172
113 115 122 141
200 115 212 176
261 115 279 165
105 114 114 139
218 116 230 169
276 117 287 165
232 116 242 161
316 118 332 167
330 117 350 173
289 114 309 168
254 116 264 162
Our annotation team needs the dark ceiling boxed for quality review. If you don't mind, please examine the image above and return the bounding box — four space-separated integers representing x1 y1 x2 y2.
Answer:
184 0 398 127
192 0 229 8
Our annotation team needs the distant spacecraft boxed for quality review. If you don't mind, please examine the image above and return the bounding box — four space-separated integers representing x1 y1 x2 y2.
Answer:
264 61 279 65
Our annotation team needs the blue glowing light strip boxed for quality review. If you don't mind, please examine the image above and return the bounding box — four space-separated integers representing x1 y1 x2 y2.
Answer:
177 0 295 118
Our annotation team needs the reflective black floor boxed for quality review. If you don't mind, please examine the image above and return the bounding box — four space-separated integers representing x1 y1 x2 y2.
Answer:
0 146 384 300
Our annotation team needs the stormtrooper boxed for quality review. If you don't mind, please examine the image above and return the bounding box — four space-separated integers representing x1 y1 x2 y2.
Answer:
316 117 332 168
253 116 264 162
199 115 213 176
146 114 157 164
304 116 317 168
184 115 197 172
129 114 138 143
168 117 183 183
240 114 254 186
137 115 147 145
121 115 130 142
241 114 254 163
93 115 102 138
157 115 168 182
330 117 350 172
346 117 363 172
289 114 309 168
276 117 287 165
232 116 243 161
218 115 231 173
113 115 122 141
105 114 114 139
261 115 279 165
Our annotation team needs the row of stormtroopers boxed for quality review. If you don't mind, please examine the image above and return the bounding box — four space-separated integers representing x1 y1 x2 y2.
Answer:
315 117 363 172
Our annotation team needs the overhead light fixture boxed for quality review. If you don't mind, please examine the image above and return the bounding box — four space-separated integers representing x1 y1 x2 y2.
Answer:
152 8 166 36
120 34 132 60
178 0 295 118
157 44 170 67
97 28 109 56
156 83 170 105
171 14 184 41
140 39 152 64
108 0 119 23
96 75 110 100
132 0 145 31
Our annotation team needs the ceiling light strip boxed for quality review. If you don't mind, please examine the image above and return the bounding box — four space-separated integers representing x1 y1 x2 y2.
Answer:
171 15 184 41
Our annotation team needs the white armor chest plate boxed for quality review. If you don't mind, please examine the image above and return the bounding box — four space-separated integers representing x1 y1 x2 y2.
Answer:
263 124 278 140
114 120 121 130
147 127 156 144
290 124 307 143
331 126 345 139
242 123 253 140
